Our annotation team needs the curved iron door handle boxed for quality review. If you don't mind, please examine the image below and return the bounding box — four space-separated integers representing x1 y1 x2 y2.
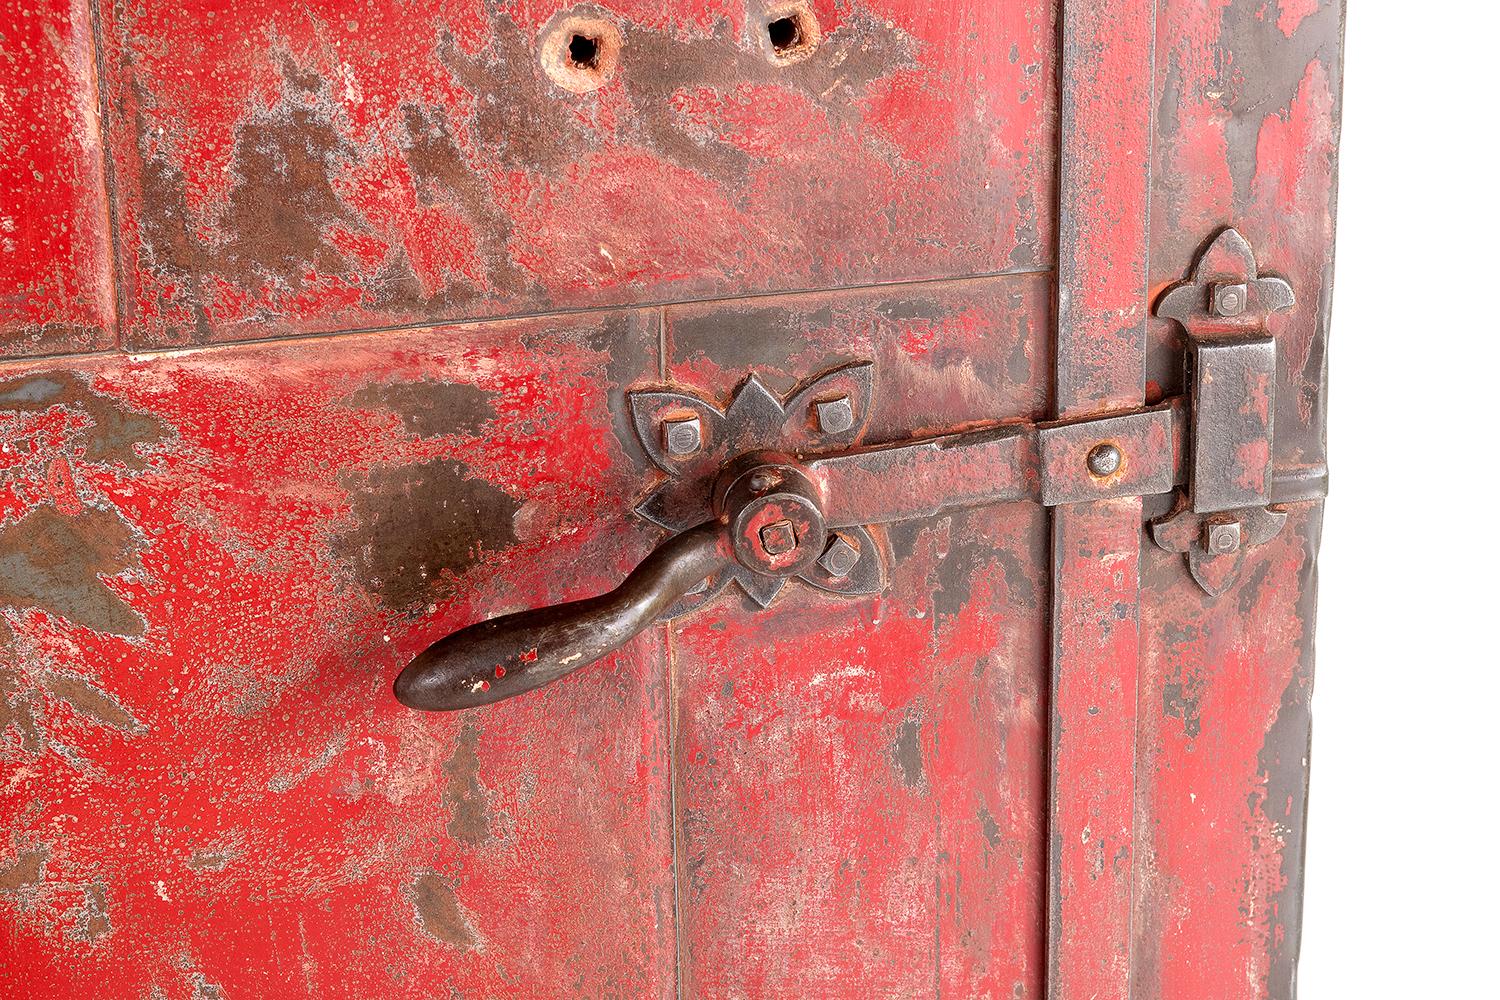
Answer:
394 522 731 711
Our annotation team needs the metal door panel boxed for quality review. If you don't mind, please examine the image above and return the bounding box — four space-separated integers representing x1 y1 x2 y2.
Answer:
0 0 115 358
663 276 1049 993
0 313 677 997
98 0 1056 349
1132 2 1342 994
0 0 1345 995
1135 507 1321 999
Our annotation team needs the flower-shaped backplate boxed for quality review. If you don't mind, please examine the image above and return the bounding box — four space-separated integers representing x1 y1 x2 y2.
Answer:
628 363 887 617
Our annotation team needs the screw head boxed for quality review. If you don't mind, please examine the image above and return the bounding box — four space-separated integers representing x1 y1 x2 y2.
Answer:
1086 442 1122 478
1211 283 1248 318
662 415 702 456
814 396 855 434
817 534 860 578
1204 519 1242 555
759 519 799 556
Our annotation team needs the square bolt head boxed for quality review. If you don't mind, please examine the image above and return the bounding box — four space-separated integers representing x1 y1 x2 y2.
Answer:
759 519 799 556
814 396 855 434
662 414 702 456
817 534 860 578
1211 282 1249 318
1204 519 1242 555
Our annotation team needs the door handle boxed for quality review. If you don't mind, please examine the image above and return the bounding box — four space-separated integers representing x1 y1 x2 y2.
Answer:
394 521 732 711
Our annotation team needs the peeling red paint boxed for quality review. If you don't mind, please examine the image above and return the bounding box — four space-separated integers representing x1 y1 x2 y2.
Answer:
99 0 1056 348
0 0 1340 993
0 0 117 358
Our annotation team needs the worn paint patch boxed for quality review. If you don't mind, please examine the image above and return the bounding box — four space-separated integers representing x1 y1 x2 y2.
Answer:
0 847 48 892
442 724 493 846
891 708 925 788
0 506 146 637
340 378 501 439
70 879 112 943
0 665 42 755
0 372 171 471
332 457 520 609
408 870 480 950
42 675 146 734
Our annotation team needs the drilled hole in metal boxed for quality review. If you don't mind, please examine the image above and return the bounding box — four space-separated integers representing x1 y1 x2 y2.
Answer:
768 17 799 51
569 33 599 69
763 5 819 63
541 16 621 93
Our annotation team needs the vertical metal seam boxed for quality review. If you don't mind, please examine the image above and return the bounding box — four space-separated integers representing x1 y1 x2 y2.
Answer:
1049 0 1155 994
85 0 127 355
657 307 669 383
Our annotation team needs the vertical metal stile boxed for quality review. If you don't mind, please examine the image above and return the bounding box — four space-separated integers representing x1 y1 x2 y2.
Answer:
1049 0 1156 997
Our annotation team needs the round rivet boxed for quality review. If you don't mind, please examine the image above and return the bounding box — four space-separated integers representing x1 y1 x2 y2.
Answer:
1086 442 1122 478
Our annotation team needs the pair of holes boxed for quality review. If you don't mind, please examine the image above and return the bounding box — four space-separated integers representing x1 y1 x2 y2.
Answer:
542 5 821 94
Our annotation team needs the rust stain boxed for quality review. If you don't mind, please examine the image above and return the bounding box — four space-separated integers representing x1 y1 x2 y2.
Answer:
0 666 43 755
71 878 112 942
0 372 170 470
185 849 237 873
332 457 519 610
0 506 147 637
340 377 501 439
442 724 493 847
218 104 363 298
0 846 49 892
978 805 1003 849
408 870 480 950
891 708 925 789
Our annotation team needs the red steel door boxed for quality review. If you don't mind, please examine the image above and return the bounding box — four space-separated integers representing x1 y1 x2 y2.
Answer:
0 0 1342 997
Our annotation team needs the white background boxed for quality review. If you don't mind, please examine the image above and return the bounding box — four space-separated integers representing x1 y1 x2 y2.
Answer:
1298 5 1499 996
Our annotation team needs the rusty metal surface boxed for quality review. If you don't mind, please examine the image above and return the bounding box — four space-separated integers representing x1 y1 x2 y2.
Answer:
1189 336 1277 512
1037 405 1176 506
1136 1 1343 996
0 0 1342 993
96 0 1057 349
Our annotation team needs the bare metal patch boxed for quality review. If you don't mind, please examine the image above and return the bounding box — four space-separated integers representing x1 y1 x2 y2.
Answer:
332 458 520 610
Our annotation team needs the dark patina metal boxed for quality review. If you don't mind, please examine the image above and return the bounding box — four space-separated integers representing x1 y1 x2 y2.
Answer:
1150 228 1299 595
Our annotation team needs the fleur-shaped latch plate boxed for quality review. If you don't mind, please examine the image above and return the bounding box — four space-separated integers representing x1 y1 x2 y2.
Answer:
1150 228 1295 596
628 363 887 616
